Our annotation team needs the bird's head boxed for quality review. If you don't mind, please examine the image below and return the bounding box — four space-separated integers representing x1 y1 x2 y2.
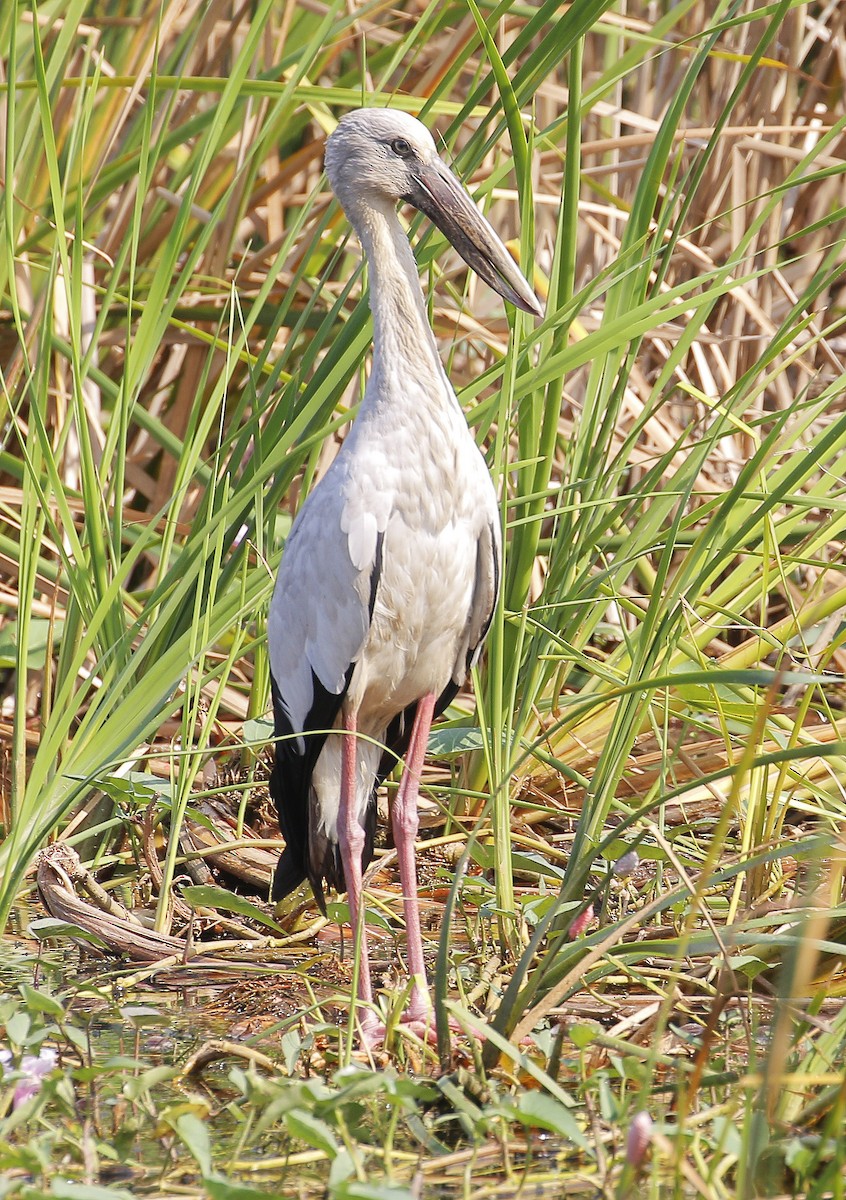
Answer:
325 108 543 318
325 109 438 206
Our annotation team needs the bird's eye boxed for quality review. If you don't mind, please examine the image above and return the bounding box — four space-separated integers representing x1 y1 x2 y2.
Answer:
390 137 413 158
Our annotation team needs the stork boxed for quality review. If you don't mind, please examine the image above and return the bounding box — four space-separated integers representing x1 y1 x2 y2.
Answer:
268 108 542 1044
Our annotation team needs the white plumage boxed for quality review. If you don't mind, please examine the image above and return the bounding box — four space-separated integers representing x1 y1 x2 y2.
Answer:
268 108 541 1043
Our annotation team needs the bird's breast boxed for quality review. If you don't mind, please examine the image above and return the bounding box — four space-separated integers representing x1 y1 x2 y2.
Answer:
345 413 498 728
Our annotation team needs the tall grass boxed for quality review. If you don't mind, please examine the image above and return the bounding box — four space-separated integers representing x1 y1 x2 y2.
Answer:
2 0 846 1194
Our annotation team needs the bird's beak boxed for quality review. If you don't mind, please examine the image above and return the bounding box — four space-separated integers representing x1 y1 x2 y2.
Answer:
404 159 544 318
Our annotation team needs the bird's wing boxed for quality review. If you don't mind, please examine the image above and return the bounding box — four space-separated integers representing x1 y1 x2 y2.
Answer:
459 516 502 678
267 470 387 903
268 474 386 733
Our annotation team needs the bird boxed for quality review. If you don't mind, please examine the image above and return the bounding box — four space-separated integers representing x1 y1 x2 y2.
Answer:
267 108 542 1045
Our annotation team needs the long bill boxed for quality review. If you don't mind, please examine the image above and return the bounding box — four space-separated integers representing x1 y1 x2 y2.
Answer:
403 158 544 318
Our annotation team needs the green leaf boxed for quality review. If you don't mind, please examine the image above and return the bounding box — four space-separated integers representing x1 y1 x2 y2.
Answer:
204 1178 271 1200
327 1149 356 1188
243 717 274 745
121 1066 181 1098
49 1185 135 1200
0 618 65 669
426 725 484 757
513 1091 589 1149
332 1185 416 1200
97 772 176 804
181 886 285 932
27 918 110 950
5 1011 30 1047
326 900 393 933
568 1022 600 1050
174 1112 213 1177
119 1005 169 1027
284 1109 339 1157
728 955 769 980
19 983 65 1018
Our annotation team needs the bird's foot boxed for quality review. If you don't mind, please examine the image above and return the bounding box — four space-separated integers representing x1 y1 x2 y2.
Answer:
405 979 436 1027
355 980 487 1051
355 1007 387 1052
352 993 438 1052
356 1010 443 1051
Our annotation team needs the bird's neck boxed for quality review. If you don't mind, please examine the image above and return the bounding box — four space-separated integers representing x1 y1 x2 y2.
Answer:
350 199 452 403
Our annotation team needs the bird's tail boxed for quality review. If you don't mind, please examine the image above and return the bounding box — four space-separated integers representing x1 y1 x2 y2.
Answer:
270 844 307 902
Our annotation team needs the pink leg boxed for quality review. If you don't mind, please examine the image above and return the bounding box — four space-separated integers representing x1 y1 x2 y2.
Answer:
338 708 380 1045
391 692 437 1025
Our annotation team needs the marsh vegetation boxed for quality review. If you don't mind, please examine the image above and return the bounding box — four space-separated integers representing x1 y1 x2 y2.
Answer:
2 0 846 1195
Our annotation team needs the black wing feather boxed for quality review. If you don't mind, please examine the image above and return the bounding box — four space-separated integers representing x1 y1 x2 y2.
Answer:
269 667 351 906
270 532 384 910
